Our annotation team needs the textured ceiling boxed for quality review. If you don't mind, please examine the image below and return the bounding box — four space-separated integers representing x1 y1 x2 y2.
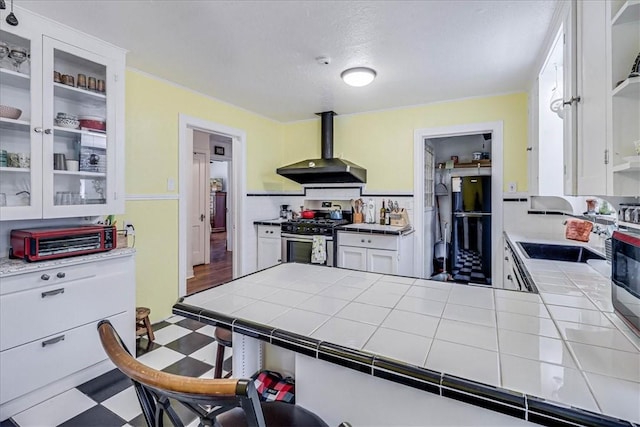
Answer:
18 0 557 122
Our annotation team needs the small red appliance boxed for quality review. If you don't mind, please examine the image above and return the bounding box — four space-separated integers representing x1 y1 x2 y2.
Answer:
10 225 117 262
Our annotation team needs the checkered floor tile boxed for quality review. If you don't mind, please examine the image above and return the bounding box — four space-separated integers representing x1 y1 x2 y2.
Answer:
451 248 491 286
1 316 231 427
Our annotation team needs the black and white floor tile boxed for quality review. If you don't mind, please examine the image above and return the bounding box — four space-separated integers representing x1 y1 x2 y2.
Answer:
451 248 490 286
1 316 231 427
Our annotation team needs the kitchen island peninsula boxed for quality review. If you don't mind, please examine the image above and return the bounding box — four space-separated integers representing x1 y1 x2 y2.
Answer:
173 262 639 426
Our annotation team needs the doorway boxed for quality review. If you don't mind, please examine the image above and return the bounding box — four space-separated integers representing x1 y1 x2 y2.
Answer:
429 134 493 286
186 133 234 294
178 114 247 299
413 122 503 284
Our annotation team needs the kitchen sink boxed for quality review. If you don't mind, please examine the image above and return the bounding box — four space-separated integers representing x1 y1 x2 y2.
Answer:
516 242 605 263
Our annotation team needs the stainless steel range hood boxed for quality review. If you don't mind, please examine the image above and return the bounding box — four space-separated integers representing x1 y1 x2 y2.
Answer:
276 111 367 184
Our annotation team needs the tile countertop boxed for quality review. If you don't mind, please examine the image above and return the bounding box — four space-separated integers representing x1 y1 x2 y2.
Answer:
176 260 640 425
253 218 287 226
337 223 413 235
0 248 136 276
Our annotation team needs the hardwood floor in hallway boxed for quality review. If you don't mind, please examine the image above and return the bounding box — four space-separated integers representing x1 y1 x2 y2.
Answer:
187 231 233 295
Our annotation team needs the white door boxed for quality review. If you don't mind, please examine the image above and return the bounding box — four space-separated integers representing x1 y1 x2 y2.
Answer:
190 152 207 266
368 249 398 275
337 246 367 271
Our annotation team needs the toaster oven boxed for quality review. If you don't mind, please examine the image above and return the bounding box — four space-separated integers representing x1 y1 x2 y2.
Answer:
9 225 117 262
611 230 640 335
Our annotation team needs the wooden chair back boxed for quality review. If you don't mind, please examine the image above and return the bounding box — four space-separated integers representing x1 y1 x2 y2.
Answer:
97 320 265 427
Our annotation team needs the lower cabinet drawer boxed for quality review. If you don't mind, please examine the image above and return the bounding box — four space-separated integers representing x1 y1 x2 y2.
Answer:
338 232 398 250
0 266 131 351
0 312 128 404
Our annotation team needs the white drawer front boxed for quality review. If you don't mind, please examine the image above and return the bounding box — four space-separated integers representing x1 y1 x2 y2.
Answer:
0 265 131 351
0 256 129 296
257 225 281 239
0 312 128 404
338 232 398 250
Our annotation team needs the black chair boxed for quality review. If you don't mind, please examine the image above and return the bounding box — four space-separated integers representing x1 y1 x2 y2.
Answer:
98 320 329 427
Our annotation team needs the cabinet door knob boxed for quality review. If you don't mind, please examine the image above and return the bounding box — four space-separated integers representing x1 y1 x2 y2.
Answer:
44 128 52 134
507 274 513 281
41 274 50 280
563 96 581 106
504 256 509 261
34 127 43 133
57 272 66 278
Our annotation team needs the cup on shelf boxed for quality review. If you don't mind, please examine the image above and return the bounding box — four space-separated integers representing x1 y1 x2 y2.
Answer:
65 159 79 171
53 153 66 170
77 73 87 89
87 76 97 91
7 153 19 168
61 74 74 87
17 153 29 168
97 79 105 93
53 71 62 83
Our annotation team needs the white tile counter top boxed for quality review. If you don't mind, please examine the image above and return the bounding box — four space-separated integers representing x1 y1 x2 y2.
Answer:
175 261 640 425
0 248 136 277
252 218 288 226
337 223 413 235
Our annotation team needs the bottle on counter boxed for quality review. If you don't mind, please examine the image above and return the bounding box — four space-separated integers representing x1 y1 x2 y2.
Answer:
385 202 391 225
380 200 386 225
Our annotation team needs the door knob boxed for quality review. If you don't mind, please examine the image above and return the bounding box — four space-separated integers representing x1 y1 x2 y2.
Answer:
200 214 205 221
34 127 43 133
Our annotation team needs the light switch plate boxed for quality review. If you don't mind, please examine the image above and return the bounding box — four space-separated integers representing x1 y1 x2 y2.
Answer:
508 182 517 193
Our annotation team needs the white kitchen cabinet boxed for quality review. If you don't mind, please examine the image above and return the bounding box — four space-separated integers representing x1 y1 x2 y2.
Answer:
0 252 135 420
337 231 414 275
562 0 609 196
257 225 281 270
0 7 126 220
501 238 519 291
606 0 640 196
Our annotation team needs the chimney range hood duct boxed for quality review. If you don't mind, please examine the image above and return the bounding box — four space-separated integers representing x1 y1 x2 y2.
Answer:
276 111 367 184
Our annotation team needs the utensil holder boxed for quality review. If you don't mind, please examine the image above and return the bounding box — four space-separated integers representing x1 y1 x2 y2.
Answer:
390 209 410 227
353 213 363 223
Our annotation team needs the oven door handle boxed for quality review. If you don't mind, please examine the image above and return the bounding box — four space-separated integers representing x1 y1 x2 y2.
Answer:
281 233 333 241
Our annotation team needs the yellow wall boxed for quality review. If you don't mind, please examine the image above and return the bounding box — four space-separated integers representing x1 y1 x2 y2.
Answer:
281 93 528 192
125 70 284 320
125 69 528 320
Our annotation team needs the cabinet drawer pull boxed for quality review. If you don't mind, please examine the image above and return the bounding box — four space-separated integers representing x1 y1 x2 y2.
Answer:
41 288 65 298
41 274 50 281
42 335 65 347
368 240 372 243
361 239 365 243
57 272 66 278
44 128 52 134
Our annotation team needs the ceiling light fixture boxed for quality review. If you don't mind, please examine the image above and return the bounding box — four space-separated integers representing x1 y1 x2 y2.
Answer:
341 67 376 87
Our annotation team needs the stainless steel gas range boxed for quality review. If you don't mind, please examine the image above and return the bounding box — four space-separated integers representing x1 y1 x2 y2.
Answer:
281 218 350 266
280 199 354 267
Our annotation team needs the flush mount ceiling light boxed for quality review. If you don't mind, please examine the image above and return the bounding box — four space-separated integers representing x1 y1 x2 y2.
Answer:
341 67 376 87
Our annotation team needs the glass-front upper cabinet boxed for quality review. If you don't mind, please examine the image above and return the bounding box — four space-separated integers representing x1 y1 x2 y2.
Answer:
42 37 117 218
0 25 43 220
0 8 125 221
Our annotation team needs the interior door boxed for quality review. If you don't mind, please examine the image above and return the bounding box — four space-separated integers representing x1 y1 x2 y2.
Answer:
190 152 207 266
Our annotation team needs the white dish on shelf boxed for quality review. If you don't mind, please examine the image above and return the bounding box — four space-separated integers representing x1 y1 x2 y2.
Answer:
623 156 640 163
